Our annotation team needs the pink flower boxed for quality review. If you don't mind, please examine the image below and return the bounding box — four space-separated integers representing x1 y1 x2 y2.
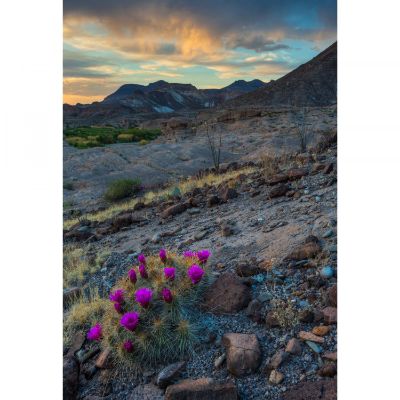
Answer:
197 249 211 264
123 340 134 353
183 250 195 258
162 287 173 303
120 312 139 331
159 248 167 262
164 267 176 281
139 264 148 279
135 288 153 308
114 302 123 314
128 268 137 284
109 289 124 304
187 264 205 284
138 253 146 264
87 323 102 341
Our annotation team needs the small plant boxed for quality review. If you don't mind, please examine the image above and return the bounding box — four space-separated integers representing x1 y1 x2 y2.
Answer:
260 154 281 178
292 107 311 152
104 178 141 202
270 299 299 329
86 249 212 369
204 121 222 172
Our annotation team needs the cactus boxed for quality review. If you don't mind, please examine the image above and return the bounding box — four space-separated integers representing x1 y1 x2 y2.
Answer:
87 249 212 369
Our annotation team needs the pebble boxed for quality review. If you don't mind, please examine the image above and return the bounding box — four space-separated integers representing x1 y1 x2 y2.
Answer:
214 353 226 369
320 266 334 279
312 325 330 336
187 208 200 215
151 233 161 243
322 229 333 238
315 196 321 202
305 340 323 353
298 331 324 344
269 370 284 385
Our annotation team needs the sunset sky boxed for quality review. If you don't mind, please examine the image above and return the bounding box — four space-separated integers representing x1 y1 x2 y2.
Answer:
63 0 337 105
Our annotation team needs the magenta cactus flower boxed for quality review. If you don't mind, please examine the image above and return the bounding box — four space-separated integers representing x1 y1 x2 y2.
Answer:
109 289 124 304
120 312 139 331
114 302 123 314
138 253 146 264
197 249 211 264
159 248 167 262
164 267 176 281
162 287 173 303
187 264 205 284
87 323 102 341
123 340 134 353
139 264 148 279
183 250 195 258
135 288 153 308
128 268 137 284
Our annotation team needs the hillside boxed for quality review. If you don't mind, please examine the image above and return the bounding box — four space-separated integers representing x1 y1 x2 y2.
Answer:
227 42 337 108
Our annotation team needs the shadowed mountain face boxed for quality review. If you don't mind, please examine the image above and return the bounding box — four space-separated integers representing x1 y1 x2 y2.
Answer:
63 79 266 123
227 42 337 108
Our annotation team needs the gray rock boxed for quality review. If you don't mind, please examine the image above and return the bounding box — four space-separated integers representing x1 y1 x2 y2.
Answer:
156 361 186 389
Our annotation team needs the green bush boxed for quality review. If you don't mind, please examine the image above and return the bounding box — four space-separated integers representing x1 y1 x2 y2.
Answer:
64 126 161 149
104 178 141 202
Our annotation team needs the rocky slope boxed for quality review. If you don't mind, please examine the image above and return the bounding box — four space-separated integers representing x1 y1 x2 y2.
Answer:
227 42 337 108
63 142 337 399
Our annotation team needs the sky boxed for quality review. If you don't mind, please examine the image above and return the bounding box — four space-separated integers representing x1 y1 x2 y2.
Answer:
63 0 337 105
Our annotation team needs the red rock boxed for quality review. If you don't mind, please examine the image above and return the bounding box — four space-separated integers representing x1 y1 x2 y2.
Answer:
312 325 330 336
283 380 336 400
203 272 251 314
323 351 337 361
165 378 237 400
298 331 324 343
222 333 261 377
268 173 289 185
318 364 337 377
322 307 337 324
95 348 112 369
162 203 187 218
285 240 321 261
269 184 290 198
287 168 308 180
220 188 238 202
325 284 337 307
285 338 302 355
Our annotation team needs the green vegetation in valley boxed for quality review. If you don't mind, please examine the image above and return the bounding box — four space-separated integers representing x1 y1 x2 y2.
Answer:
64 126 161 149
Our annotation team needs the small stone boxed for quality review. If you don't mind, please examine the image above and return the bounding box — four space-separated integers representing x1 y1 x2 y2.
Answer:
320 266 334 279
156 361 186 389
235 262 261 277
269 349 289 369
322 229 333 238
323 351 337 361
265 311 280 328
269 370 285 385
285 338 302 355
221 224 234 237
269 184 290 198
214 353 226 369
285 239 321 261
220 187 238 202
151 233 161 243
312 326 330 336
95 348 112 369
318 364 337 377
245 299 263 322
325 285 337 307
298 309 314 323
162 203 187 218
298 331 324 344
165 378 237 400
322 307 337 324
66 332 85 357
188 208 200 215
305 341 323 353
207 195 220 207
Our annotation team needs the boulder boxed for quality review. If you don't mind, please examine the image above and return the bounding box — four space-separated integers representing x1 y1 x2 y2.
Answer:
203 272 251 314
165 378 237 400
285 238 321 261
63 356 79 400
222 333 261 376
283 380 337 400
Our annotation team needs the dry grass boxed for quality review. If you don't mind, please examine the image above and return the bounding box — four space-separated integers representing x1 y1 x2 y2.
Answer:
63 244 110 288
64 288 108 345
63 166 256 229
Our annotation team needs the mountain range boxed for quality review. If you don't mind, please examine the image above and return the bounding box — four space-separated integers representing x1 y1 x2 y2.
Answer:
64 42 336 126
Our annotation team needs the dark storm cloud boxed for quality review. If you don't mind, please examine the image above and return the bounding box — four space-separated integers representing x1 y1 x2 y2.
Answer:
64 0 337 42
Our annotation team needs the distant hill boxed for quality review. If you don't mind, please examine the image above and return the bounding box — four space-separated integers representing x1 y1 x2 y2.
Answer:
64 79 266 123
227 42 337 108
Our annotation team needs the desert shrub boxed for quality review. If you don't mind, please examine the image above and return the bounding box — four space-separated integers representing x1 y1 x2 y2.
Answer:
117 133 134 143
260 154 281 178
138 139 149 145
85 249 212 369
104 178 141 202
270 299 299 329
63 181 74 191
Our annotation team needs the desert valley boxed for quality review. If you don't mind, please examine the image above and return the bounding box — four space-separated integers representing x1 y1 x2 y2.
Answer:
63 42 338 400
